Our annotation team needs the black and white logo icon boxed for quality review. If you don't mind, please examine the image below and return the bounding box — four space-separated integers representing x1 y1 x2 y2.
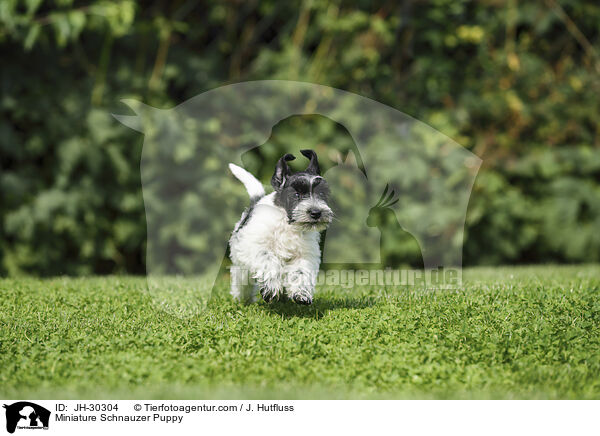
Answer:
3 402 50 434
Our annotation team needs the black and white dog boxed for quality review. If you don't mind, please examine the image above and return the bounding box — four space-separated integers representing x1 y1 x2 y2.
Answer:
228 150 333 304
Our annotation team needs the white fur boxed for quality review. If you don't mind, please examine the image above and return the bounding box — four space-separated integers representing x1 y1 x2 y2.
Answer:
229 193 322 303
228 163 265 199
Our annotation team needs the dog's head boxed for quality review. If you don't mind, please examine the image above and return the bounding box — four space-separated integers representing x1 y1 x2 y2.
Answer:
271 150 333 231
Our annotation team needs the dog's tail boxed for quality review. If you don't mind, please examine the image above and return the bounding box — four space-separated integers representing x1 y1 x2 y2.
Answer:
229 163 265 200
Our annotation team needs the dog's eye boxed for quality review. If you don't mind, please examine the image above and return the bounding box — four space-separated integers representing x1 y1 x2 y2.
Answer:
294 192 301 199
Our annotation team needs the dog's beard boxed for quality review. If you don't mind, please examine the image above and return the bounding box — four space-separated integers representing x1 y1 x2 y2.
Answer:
290 199 333 231
297 221 330 232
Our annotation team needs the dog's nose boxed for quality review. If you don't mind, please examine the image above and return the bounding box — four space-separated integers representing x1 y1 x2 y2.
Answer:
309 209 322 220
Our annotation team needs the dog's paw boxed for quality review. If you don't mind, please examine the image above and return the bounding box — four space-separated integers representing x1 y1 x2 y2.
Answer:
292 294 313 305
260 288 279 303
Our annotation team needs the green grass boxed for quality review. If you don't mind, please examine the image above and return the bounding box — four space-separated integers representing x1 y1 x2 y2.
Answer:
1 265 599 399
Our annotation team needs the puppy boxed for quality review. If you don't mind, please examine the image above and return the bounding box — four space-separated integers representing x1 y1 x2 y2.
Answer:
228 150 332 304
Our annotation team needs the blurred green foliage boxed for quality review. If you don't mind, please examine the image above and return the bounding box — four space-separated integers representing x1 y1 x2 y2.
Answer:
1 0 599 275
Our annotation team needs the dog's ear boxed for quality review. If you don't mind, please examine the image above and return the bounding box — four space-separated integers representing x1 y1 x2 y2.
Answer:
300 149 320 175
271 153 296 190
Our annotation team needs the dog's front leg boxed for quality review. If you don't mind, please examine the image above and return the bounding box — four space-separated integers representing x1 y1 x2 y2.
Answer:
252 254 285 302
283 258 319 305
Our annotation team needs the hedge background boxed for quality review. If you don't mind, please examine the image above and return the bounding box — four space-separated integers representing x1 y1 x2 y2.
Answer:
1 0 599 276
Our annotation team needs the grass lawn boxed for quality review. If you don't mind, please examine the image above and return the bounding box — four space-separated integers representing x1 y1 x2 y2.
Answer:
1 265 599 399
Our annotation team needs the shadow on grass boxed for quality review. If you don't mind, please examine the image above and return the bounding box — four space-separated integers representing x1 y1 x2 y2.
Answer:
261 295 378 320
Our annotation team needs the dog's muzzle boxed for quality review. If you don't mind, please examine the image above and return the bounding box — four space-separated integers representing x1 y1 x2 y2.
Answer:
296 208 333 231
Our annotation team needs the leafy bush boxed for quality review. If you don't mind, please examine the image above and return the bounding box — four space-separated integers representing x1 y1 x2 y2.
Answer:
1 0 599 275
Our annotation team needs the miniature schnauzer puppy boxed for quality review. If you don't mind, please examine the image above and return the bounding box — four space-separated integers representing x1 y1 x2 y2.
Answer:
228 150 332 305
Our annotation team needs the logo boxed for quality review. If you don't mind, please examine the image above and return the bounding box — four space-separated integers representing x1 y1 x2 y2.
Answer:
114 80 481 316
3 402 50 434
